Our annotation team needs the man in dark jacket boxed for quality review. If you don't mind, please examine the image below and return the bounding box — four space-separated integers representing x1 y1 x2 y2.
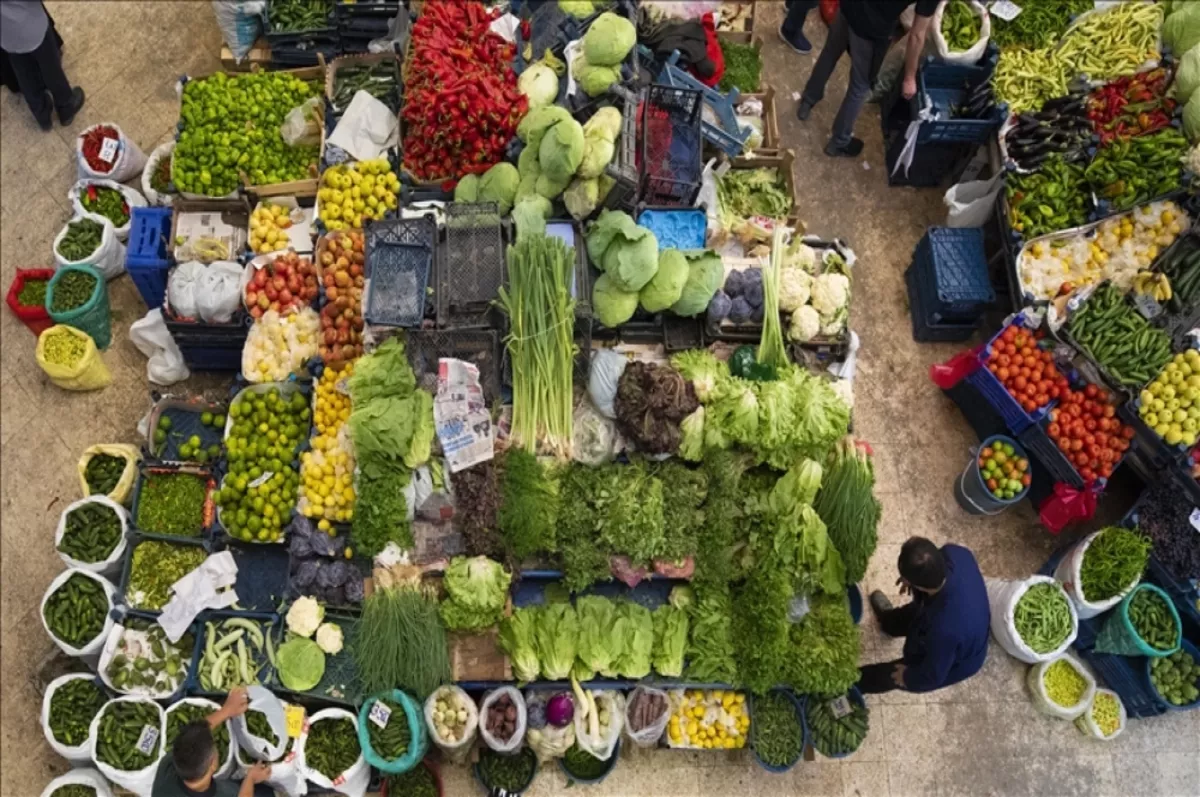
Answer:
152 687 272 797
0 0 84 130
859 537 990 693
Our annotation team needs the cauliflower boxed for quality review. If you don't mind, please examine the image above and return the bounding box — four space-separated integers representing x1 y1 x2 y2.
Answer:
786 241 817 272
811 273 850 317
821 312 847 337
778 267 813 312
315 622 344 655
788 305 821 342
286 596 324 638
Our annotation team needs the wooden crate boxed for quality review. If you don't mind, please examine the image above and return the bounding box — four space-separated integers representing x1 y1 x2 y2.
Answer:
729 148 800 221
716 1 757 43
169 198 252 263
220 38 273 71
740 85 780 150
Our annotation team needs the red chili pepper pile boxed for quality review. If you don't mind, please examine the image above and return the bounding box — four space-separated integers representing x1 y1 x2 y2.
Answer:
80 125 120 173
401 0 527 181
1088 68 1176 146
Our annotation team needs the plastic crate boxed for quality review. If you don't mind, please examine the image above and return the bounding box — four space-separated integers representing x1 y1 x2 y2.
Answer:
885 129 973 189
909 227 994 322
913 59 1006 145
964 316 1055 435
144 397 227 464
641 84 703 206
273 609 361 705
905 265 978 342
227 541 290 614
407 329 502 406
178 344 243 372
664 316 704 352
1120 398 1187 476
129 464 217 541
364 239 432 328
1076 647 1168 719
636 207 707 250
188 612 281 696
438 203 505 330
1017 417 1087 490
126 207 173 308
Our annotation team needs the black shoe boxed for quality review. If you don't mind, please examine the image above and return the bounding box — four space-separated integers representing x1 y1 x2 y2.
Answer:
778 25 812 55
33 91 52 131
796 102 813 121
825 137 864 157
57 87 85 127
869 590 894 618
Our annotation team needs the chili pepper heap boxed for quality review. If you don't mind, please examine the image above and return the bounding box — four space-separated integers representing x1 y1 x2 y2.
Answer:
402 0 527 183
1087 68 1176 147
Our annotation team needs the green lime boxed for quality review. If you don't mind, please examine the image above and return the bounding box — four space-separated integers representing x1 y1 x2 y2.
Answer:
158 415 172 430
200 411 214 426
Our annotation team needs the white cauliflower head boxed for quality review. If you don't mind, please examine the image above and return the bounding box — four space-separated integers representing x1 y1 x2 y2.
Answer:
811 273 850 317
778 267 813 312
286 596 324 638
786 241 817 272
788 305 821 342
315 622 344 655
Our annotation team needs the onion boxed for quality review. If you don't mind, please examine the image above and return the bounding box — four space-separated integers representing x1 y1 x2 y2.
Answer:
546 694 575 727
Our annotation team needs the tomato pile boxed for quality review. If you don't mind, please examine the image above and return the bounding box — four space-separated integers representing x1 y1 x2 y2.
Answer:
985 324 1067 414
1047 383 1133 482
80 125 120 173
978 441 1030 500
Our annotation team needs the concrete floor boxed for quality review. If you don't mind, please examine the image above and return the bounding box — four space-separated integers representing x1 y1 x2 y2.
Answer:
1 2 1197 796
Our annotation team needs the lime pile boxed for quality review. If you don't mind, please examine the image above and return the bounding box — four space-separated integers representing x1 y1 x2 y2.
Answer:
1138 349 1200 447
174 72 320 196
217 388 311 542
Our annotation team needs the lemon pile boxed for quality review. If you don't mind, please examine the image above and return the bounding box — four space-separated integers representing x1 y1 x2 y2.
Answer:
300 364 357 525
249 202 296 254
1139 349 1200 448
317 159 399 230
667 689 748 750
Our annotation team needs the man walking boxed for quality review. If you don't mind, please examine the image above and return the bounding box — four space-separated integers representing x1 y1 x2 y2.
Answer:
859 537 990 694
796 0 939 157
779 1 818 55
0 0 84 130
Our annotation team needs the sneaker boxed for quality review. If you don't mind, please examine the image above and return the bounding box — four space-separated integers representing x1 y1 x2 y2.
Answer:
824 137 865 157
778 25 812 55
869 590 894 618
796 102 813 122
57 87 85 127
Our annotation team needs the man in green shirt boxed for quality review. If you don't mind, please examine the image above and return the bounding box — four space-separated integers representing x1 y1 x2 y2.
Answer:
152 687 272 797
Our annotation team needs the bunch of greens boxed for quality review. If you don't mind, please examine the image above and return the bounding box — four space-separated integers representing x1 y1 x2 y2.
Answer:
136 471 208 538
347 338 434 480
610 600 654 680
556 464 616 593
718 39 762 93
756 227 790 371
760 461 845 596
351 470 412 557
478 747 537 792
535 602 580 680
716 168 791 237
651 603 689 678
685 582 738 684
450 461 504 558
784 593 860 697
732 564 793 694
439 556 512 631
595 460 665 566
813 438 881 584
1080 528 1152 602
693 450 750 586
652 460 707 564
498 449 561 559
614 362 699 455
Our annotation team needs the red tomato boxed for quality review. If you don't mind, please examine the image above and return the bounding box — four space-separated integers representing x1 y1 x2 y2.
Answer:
1084 418 1097 432
1081 467 1096 481
1014 375 1028 390
1022 399 1037 412
1050 409 1060 422
1021 473 1032 487
1025 383 1038 397
1102 405 1115 419
998 354 1011 367
1005 343 1017 356
1099 464 1113 478
1012 355 1025 368
1095 432 1108 446
1048 423 1061 437
1085 384 1098 398
1084 434 1096 446
1071 439 1084 452
1087 444 1101 459
1075 452 1089 467
1121 427 1135 440
1057 437 1071 452
1002 325 1018 341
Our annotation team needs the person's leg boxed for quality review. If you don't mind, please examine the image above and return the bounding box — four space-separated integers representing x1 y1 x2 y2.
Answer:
824 28 880 156
25 27 83 125
6 49 52 129
858 660 904 694
876 601 920 638
780 0 818 54
798 9 850 120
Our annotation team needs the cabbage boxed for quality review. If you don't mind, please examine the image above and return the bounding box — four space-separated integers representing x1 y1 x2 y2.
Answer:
1180 46 1200 102
454 174 479 202
1165 5 1200 54
519 62 560 108
592 272 639 327
564 177 599 220
559 0 594 17
586 209 659 292
639 248 689 312
277 636 325 691
577 137 615 179
518 105 573 149
478 162 520 214
513 197 551 241
539 117 586 182
670 250 725 316
707 290 732 326
573 54 622 96
583 107 623 143
582 11 636 67
1186 93 1200 142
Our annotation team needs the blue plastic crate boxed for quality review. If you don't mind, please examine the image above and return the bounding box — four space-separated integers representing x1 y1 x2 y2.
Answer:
130 464 218 541
914 59 1006 145
145 398 227 464
1077 647 1168 719
637 207 707 250
365 241 432 327
126 207 173 308
117 533 214 617
187 612 281 696
227 541 290 614
910 227 994 321
905 266 978 342
965 317 1055 435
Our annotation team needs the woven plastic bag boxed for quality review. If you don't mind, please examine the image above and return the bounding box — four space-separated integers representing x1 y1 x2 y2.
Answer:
623 686 670 748
231 690 305 797
212 0 266 62
46 263 112 349
141 141 176 207
77 443 140 505
985 576 1078 664
36 325 111 391
1052 530 1141 619
296 707 370 797
1094 583 1181 657
69 178 148 241
76 123 147 183
357 690 428 775
479 685 528 753
1074 688 1127 741
424 685 478 764
930 0 991 65
41 673 106 765
40 568 116 664
1027 653 1096 721
54 495 129 578
40 768 113 797
166 698 237 778
54 215 126 280
89 696 166 797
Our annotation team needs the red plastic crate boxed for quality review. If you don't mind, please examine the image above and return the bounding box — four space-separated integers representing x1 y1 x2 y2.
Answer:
6 268 55 336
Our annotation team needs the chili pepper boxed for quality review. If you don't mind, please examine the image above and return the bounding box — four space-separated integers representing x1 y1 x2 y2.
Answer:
80 125 119 173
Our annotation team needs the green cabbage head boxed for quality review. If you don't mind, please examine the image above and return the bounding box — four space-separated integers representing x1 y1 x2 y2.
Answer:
454 174 479 202
583 11 636 66
639 248 689 313
519 62 559 109
276 637 325 691
564 176 599 220
574 54 622 97
1180 45 1200 101
671 250 725 316
586 209 659 292
593 273 639 327
478 162 520 214
539 117 586 182
1186 91 1200 142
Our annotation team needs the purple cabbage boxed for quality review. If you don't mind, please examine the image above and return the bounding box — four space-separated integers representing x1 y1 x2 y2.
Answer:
729 296 753 324
707 290 732 325
723 269 745 297
743 280 764 308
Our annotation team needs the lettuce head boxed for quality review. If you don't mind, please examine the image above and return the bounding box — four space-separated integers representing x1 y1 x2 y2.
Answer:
534 602 579 680
498 606 541 682
651 604 689 678
611 600 653 679
440 556 512 631
575 595 619 679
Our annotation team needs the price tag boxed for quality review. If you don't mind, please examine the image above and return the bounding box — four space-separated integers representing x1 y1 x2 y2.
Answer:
285 705 306 738
368 700 392 729
136 724 160 755
99 137 119 164
248 471 274 489
828 695 852 719
335 376 350 396
989 0 1022 22
1132 293 1163 320
1189 507 1200 532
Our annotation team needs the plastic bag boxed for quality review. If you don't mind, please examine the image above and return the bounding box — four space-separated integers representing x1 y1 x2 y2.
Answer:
1094 583 1181 657
296 708 370 797
985 576 1078 664
1074 689 1127 741
168 261 206 319
369 7 411 54
573 690 624 761
77 443 140 505
1052 531 1139 619
931 0 991 65
1027 653 1096 720
55 495 129 578
212 0 265 62
41 673 105 764
77 123 147 183
129 309 190 386
89 696 166 797
232 686 291 762
36 324 111 391
1039 482 1099 535
231 692 305 797
944 172 1003 228
69 178 148 242
196 260 244 323
167 698 237 778
142 141 176 207
622 686 670 748
424 685 478 764
573 400 618 464
358 690 428 775
281 97 324 148
41 568 117 663
41 768 113 797
523 690 576 763
53 215 126 279
587 349 627 419
478 686 528 753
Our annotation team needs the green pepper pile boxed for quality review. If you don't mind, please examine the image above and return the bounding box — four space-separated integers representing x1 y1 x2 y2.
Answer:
40 328 87 367
43 573 108 647
1084 129 1188 213
246 709 280 748
940 0 981 52
383 764 438 797
167 702 230 766
1127 589 1177 652
49 785 96 797
80 185 129 228
1005 155 1090 239
750 691 803 767
269 0 332 33
806 694 869 757
94 700 161 772
50 270 97 313
365 697 410 762
478 747 537 792
1013 583 1074 654
126 540 208 611
303 716 360 781
990 0 1093 48
56 218 104 262
58 501 122 563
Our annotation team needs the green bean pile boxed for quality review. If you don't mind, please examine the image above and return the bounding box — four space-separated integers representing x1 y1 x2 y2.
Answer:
85 454 126 496
1128 589 1177 651
58 501 122 563
94 701 162 771
478 747 537 792
49 785 96 797
1079 527 1152 602
750 691 803 767
167 703 230 765
303 717 360 781
56 219 104 262
365 697 410 762
50 270 98 313
47 678 107 747
1013 583 1074 654
43 573 108 647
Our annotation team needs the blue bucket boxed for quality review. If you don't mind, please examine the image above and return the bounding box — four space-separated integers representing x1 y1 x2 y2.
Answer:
847 584 863 625
802 687 867 760
1145 638 1200 712
954 434 1030 515
749 689 806 773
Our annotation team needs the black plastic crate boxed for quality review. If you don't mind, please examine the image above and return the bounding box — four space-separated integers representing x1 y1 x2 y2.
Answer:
364 241 432 328
407 328 503 406
188 612 281 696
165 306 252 343
438 203 506 329
1076 647 1168 719
227 541 291 614
909 227 994 322
265 0 335 37
641 84 703 206
117 533 214 617
1119 398 1187 476
272 609 361 705
905 265 978 342
885 129 974 189
144 397 228 464
1017 418 1087 490
178 344 243 373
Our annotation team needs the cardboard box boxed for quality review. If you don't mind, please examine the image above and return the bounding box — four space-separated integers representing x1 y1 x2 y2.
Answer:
170 198 251 264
